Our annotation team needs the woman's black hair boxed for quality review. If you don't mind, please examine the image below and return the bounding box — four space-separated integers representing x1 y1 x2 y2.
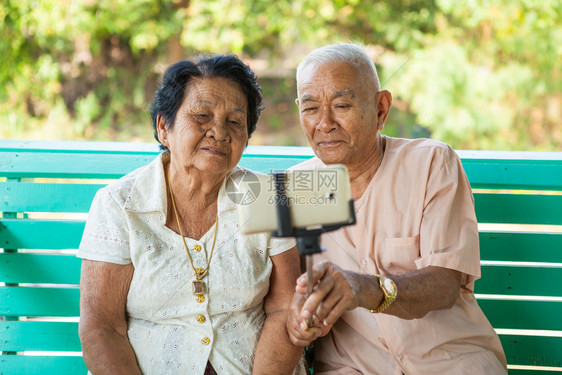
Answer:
150 54 264 151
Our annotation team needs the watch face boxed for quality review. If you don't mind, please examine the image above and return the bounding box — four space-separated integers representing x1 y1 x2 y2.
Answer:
383 278 397 296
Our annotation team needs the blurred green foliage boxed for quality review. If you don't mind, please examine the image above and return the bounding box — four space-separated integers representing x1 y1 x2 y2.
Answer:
1 0 561 150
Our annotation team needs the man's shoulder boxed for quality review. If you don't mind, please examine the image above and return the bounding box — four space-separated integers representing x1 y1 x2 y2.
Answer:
386 136 457 162
387 136 450 153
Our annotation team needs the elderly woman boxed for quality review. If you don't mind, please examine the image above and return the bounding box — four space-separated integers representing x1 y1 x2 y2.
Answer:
78 55 305 374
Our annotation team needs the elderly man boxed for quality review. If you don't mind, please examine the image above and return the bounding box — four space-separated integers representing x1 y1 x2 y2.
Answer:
286 43 507 374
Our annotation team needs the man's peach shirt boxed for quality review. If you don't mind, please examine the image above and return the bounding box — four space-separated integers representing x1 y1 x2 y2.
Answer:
293 136 507 374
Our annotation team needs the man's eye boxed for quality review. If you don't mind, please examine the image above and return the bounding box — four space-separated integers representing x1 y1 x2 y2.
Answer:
302 107 317 112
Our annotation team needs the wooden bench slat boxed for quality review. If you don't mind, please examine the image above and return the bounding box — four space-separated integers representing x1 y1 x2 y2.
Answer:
0 151 159 179
462 159 562 191
507 370 562 375
480 232 562 263
0 151 312 179
477 266 562 297
499 334 562 367
1 182 104 213
0 253 81 284
0 287 80 317
0 219 85 249
474 193 562 225
0 355 87 375
475 266 562 297
0 321 81 352
479 299 562 331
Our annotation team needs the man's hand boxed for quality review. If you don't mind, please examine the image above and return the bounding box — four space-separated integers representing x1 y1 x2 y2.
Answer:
286 261 380 346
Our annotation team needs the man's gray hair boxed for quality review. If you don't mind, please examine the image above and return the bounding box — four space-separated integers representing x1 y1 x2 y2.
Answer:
296 43 381 92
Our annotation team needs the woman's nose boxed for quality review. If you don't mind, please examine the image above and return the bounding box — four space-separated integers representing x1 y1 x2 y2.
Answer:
208 119 229 141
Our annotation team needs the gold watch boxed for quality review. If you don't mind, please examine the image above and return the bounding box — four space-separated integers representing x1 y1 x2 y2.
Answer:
369 275 397 313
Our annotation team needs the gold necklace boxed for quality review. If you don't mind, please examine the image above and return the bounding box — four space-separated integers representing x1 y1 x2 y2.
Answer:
167 175 218 297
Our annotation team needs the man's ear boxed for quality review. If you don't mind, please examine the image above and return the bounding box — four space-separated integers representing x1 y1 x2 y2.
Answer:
376 90 392 130
295 98 300 111
156 114 168 146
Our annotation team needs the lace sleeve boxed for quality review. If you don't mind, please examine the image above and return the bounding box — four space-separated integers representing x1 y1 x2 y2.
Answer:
77 187 131 264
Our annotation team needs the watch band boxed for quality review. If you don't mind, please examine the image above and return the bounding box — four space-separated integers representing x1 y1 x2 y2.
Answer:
369 275 397 314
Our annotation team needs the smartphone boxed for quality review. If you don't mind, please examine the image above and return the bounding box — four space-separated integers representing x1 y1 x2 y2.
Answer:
227 165 354 235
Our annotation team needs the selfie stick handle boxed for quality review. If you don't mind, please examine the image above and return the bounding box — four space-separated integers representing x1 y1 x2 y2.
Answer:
296 235 323 327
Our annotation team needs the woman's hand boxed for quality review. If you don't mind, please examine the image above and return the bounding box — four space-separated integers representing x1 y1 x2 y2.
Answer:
286 291 331 347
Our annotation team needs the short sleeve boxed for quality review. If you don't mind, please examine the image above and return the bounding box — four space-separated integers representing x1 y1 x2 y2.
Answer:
77 187 131 264
415 146 481 291
268 236 297 257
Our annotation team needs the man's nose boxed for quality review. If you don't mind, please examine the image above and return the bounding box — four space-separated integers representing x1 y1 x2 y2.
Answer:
317 107 337 132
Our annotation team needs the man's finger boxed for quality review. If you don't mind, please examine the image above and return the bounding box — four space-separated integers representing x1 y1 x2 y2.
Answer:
300 275 336 319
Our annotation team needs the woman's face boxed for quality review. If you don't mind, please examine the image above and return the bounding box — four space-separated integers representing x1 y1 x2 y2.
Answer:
159 77 249 178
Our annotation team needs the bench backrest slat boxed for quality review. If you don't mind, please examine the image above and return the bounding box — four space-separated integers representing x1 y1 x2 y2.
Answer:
478 266 562 296
1 321 81 352
1 287 80 317
499 335 562 368
0 253 81 284
0 219 85 249
479 231 562 263
1 182 105 213
474 193 562 225
0 356 88 374
479 299 562 331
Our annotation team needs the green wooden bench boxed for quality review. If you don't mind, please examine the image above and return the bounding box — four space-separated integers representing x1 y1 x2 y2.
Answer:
1 140 561 374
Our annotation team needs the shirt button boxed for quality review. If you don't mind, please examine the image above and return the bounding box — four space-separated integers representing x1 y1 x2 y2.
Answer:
396 353 403 360
362 258 368 265
194 244 202 252
201 337 210 345
197 315 206 324
196 295 205 303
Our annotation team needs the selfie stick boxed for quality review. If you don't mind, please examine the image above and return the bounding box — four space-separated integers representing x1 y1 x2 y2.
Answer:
271 172 356 326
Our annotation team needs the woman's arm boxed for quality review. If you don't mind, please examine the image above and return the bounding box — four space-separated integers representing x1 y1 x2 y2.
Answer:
253 247 303 374
79 259 142 374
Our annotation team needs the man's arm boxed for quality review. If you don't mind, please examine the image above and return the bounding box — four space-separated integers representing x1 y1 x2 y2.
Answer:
287 262 461 346
253 247 304 374
79 259 142 374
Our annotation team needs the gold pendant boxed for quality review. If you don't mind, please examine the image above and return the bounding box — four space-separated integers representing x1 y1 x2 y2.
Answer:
192 280 204 296
196 267 206 278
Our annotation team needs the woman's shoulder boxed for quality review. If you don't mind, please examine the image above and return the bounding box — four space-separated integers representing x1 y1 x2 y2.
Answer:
99 154 164 208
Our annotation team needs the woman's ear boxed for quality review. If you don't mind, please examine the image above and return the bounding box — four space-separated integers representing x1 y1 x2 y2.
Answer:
376 90 393 130
156 114 168 146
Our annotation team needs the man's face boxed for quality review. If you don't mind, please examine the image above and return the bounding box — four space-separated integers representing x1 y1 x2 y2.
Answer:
296 62 383 167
